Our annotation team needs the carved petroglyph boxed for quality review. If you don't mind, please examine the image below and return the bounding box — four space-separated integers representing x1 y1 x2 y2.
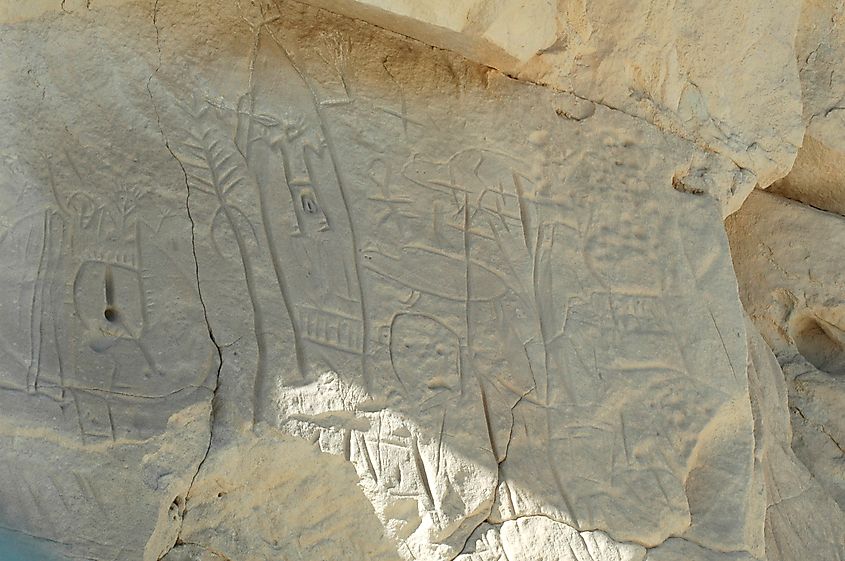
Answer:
198 17 749 551
2 1 835 560
0 144 216 442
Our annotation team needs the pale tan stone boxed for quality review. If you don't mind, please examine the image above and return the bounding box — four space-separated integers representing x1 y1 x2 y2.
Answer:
728 190 845 515
0 1 841 560
745 315 845 561
299 0 805 189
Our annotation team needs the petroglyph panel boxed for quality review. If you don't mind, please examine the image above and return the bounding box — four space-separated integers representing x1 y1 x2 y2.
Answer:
0 5 218 559
0 0 811 560
144 1 753 558
0 73 219 442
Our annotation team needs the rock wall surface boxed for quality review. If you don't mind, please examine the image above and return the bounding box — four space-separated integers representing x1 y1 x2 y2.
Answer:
770 0 845 215
0 1 842 561
298 0 805 190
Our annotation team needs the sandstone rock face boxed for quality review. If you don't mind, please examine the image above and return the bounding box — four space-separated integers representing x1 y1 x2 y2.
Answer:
728 191 845 515
0 1 843 561
744 314 845 561
298 0 805 189
770 0 845 215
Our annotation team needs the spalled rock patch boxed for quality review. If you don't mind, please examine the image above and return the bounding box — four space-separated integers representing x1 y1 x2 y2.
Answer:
155 427 401 561
770 0 845 216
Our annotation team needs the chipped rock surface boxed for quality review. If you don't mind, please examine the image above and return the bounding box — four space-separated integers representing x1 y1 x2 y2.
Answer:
0 1 842 561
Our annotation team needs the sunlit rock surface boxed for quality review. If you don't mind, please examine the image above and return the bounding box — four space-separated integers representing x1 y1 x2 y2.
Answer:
298 0 804 189
770 0 845 215
728 191 845 516
0 1 843 560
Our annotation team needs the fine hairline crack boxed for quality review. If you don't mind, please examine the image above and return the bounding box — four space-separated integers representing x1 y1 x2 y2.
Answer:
146 10 223 559
148 80 223 557
792 405 845 455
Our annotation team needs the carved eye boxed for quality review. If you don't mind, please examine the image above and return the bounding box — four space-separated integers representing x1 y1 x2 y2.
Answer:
301 192 319 214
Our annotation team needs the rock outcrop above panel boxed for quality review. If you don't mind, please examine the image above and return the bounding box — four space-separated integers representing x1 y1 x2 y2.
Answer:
298 0 804 189
0 1 843 560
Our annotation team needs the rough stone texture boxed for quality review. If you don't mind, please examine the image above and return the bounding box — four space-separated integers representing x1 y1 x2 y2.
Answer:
298 0 805 189
727 190 845 515
770 0 845 215
0 1 843 561
745 314 845 561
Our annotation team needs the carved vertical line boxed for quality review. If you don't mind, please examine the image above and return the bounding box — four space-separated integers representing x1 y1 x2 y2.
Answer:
264 25 371 393
239 76 309 427
199 129 270 424
26 210 49 393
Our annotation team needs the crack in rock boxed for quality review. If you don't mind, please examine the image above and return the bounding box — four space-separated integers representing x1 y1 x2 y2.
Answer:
145 9 224 559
